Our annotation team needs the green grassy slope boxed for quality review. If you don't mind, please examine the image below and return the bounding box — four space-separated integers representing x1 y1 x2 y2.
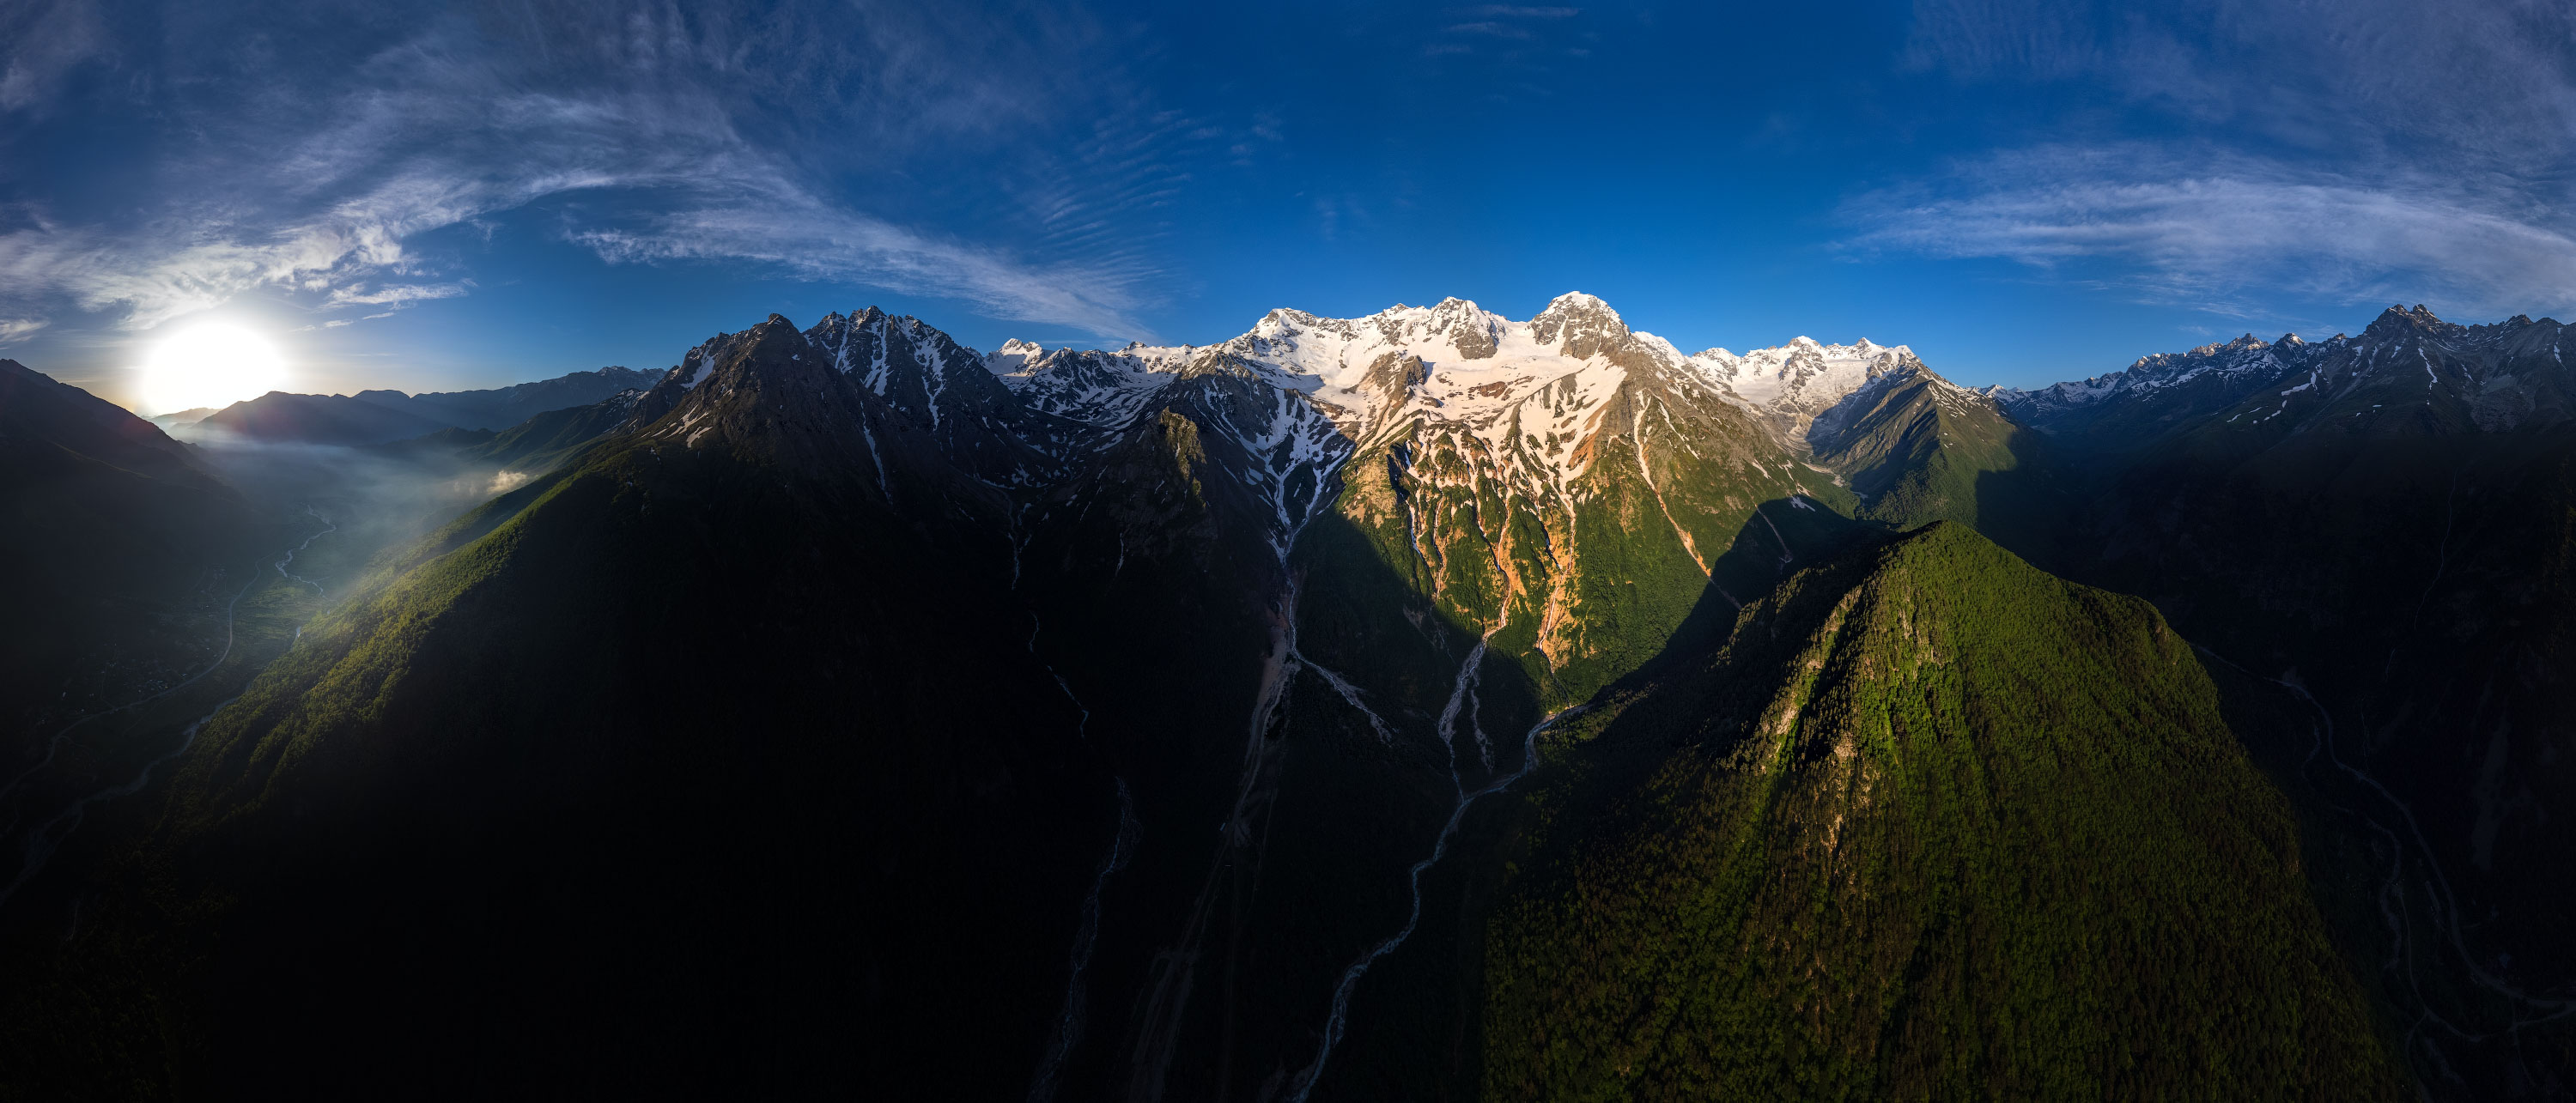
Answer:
1475 523 2403 1100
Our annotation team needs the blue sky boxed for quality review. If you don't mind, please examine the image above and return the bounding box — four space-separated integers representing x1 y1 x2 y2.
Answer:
6 0 2576 410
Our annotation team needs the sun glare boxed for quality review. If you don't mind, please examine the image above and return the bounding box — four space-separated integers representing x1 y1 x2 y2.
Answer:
143 323 288 415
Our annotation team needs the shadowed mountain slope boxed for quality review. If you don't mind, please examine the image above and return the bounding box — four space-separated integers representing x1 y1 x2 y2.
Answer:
0 360 267 750
0 318 1106 1099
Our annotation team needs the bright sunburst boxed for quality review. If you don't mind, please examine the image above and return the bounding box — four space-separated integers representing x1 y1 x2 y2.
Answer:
143 323 287 415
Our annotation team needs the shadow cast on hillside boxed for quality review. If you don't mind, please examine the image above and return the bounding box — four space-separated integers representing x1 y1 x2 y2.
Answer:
1969 422 2079 575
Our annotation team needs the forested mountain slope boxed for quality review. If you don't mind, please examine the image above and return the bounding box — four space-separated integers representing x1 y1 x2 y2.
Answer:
1469 524 2402 1100
0 296 2486 1100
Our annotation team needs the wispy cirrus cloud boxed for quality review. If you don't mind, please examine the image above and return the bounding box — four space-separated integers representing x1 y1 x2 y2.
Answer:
325 282 472 309
1902 0 2576 172
1426 3 1590 64
574 185 1151 334
1848 149 2576 318
1864 0 2576 320
0 2 1193 340
1446 22 1537 39
0 317 45 344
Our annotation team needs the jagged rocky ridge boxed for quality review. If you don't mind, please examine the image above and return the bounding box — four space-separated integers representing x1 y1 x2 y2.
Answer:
613 294 2024 706
481 298 2576 1100
1990 304 2576 451
20 296 2568 1100
0 294 2068 1102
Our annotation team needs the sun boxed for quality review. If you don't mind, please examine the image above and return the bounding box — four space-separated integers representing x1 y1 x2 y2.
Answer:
143 322 288 415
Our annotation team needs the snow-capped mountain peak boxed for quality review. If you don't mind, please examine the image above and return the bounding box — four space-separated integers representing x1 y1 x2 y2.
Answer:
1529 291 1630 358
1688 336 1932 436
985 337 1046 375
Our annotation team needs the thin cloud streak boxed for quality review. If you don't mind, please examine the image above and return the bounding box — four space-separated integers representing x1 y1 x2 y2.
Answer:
571 175 1151 336
1863 0 2576 321
326 282 472 308
1847 151 2576 318
1450 5 1580 16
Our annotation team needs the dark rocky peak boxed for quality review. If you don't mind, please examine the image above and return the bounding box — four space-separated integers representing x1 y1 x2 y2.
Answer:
799 306 1022 433
2180 333 2269 360
692 315 814 391
2458 312 2556 346
623 312 943 484
616 316 814 435
676 319 791 388
2115 332 2293 385
1531 291 1630 358
2364 303 2467 342
804 306 976 374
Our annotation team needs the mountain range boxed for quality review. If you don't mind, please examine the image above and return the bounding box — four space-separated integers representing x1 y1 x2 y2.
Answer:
179 366 657 446
0 294 2565 1100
